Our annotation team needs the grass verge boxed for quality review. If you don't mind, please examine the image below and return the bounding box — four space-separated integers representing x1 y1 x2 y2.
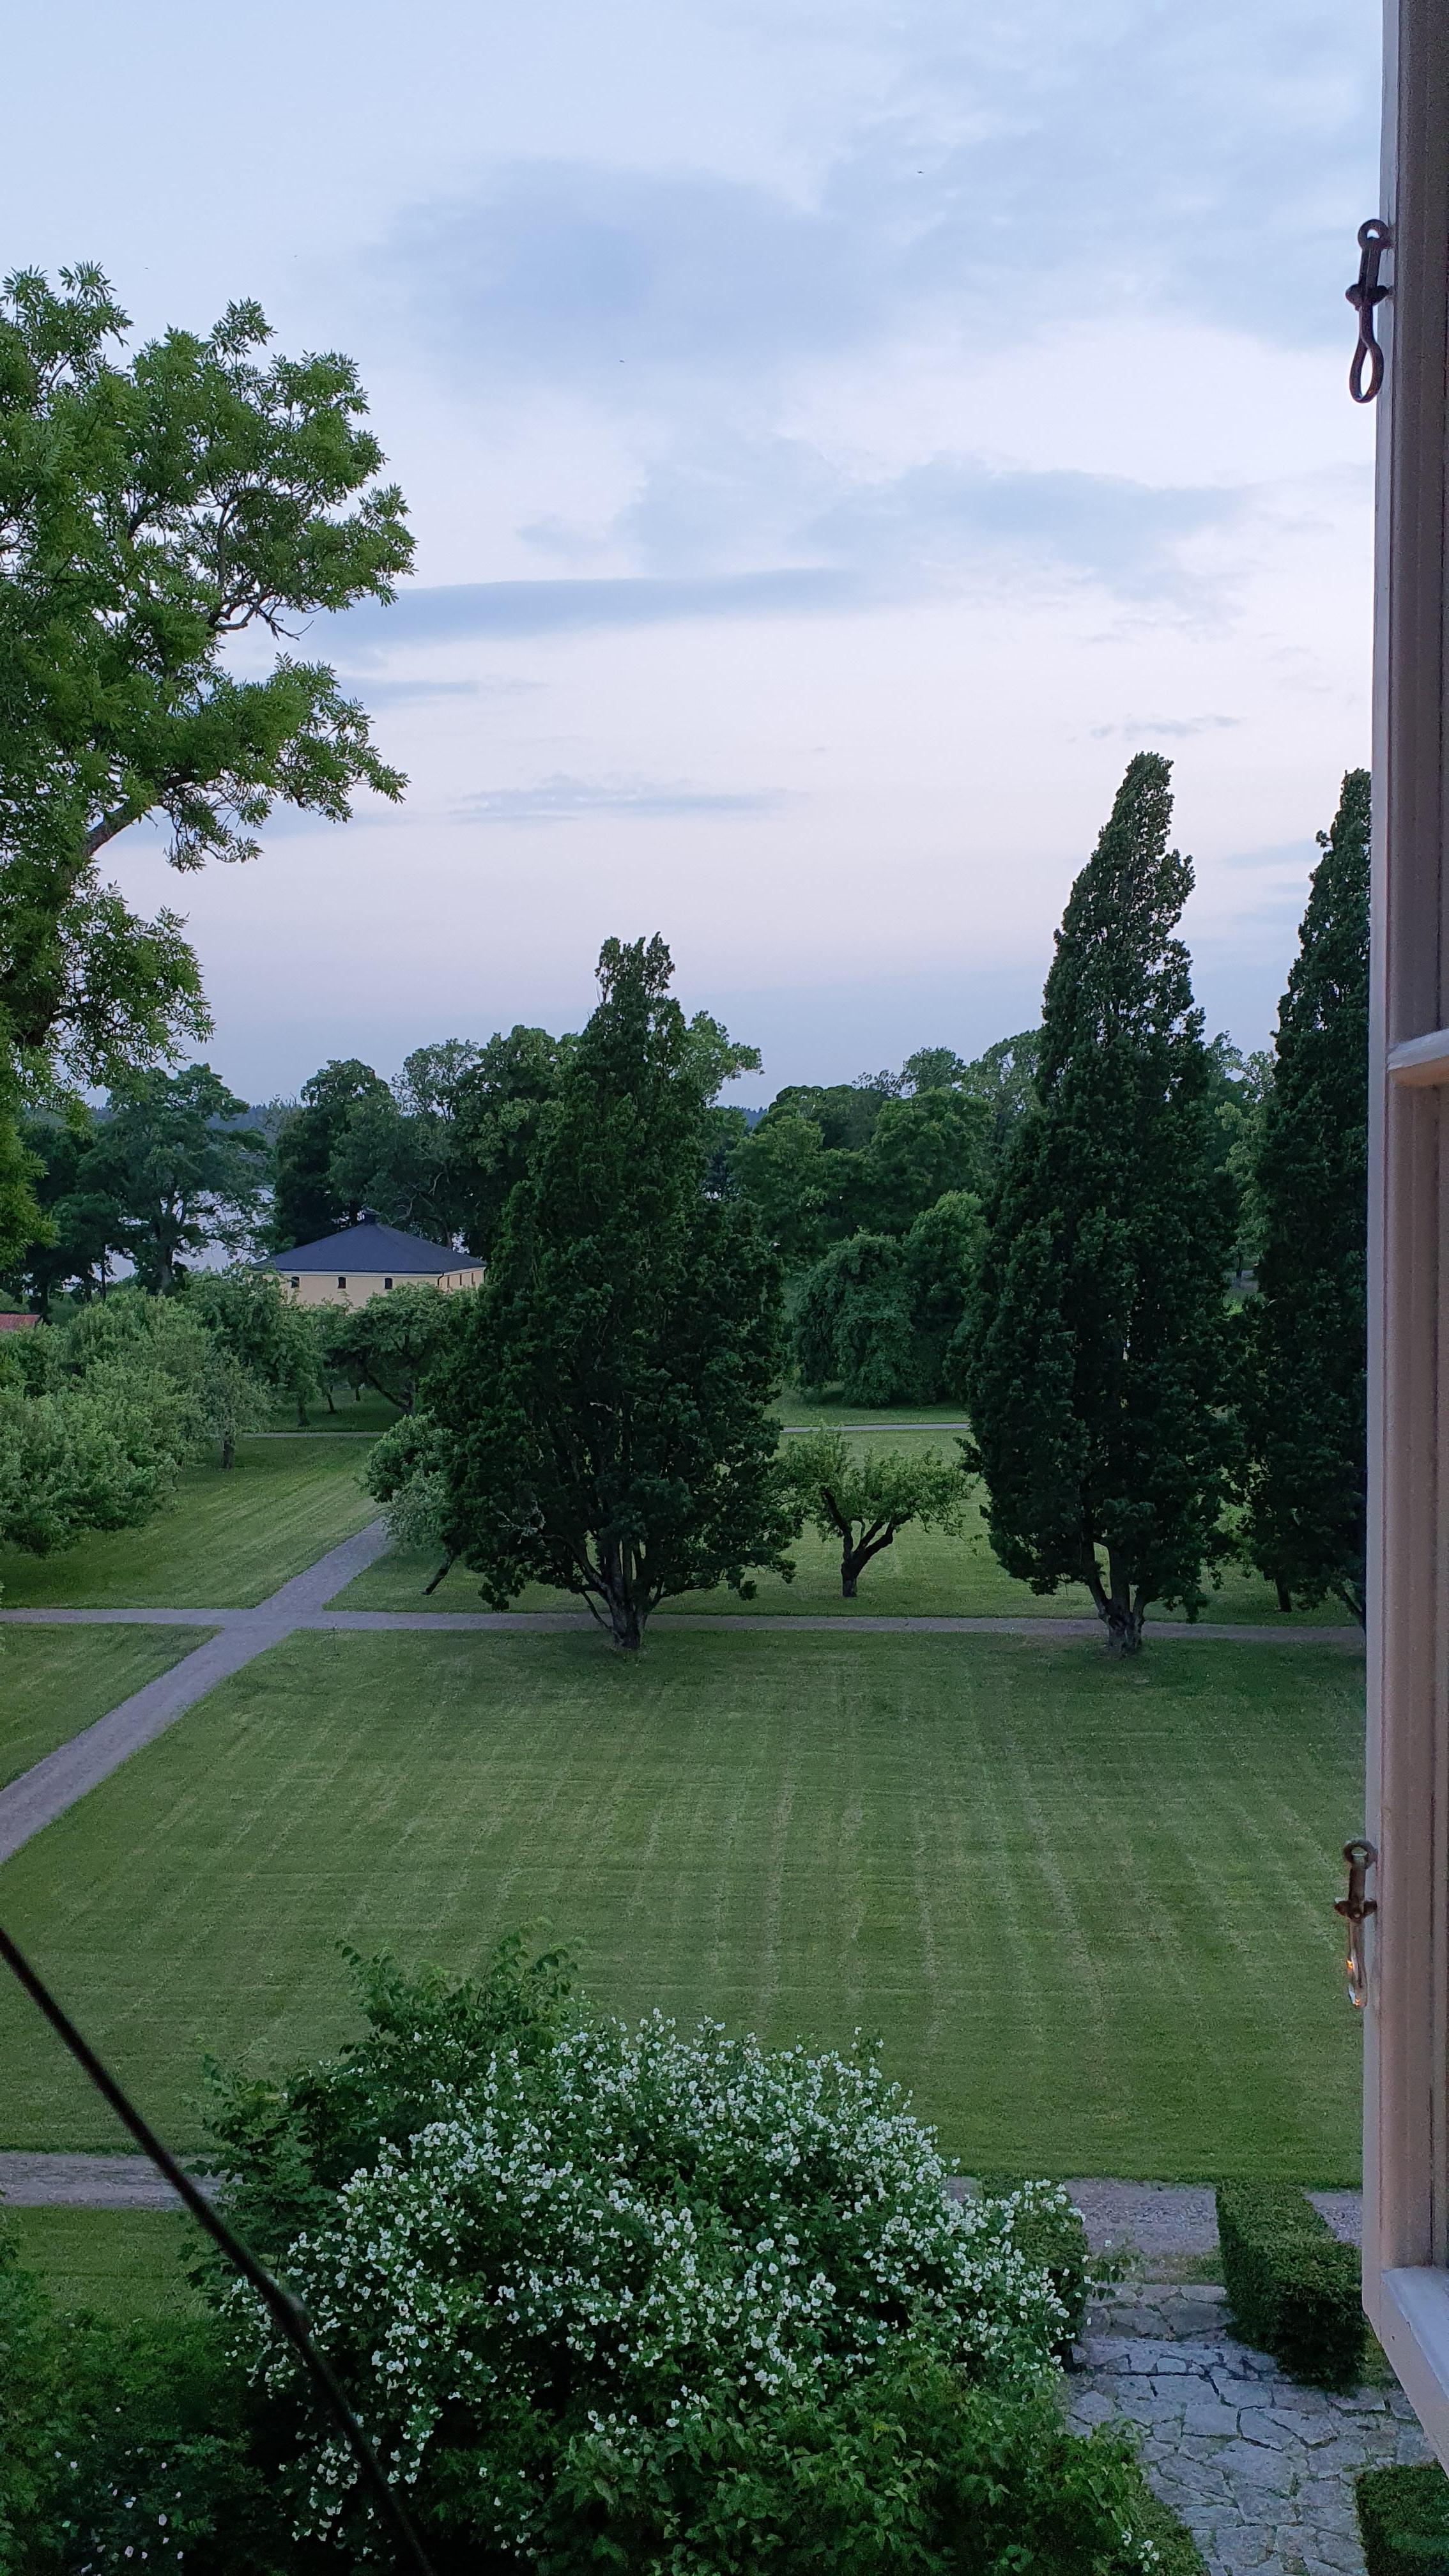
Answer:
1 1627 212 1788
4 2207 199 2319
0 1438 376 1609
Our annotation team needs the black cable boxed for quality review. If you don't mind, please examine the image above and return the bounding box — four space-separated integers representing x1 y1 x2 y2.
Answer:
0 1922 436 2576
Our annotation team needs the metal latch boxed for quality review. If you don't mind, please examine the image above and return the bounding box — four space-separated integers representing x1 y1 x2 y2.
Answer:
1335 1839 1377 2009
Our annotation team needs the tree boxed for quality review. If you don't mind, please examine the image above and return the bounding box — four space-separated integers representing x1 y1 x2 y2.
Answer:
316 1280 457 1414
185 1264 320 1425
792 1193 983 1405
960 1031 1041 1167
362 1411 452 1589
793 1233 916 1403
325 1039 487 1245
0 268 411 1075
964 755 1234 1653
905 1190 985 1397
1 1107 117 1310
0 1287 217 1545
266 1059 391 1250
900 1046 970 1093
450 1025 572 1259
781 1429 972 1595
78 1065 268 1290
859 1087 988 1233
1239 769 1370 1621
0 266 412 1262
430 936 794 1648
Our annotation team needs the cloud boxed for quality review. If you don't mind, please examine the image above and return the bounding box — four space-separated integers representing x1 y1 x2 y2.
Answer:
454 775 786 826
332 675 482 706
332 567 862 653
382 162 885 388
802 459 1239 602
1089 714 1241 740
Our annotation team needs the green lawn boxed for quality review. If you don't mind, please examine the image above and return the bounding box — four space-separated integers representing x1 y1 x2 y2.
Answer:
4 2207 199 2319
0 1627 1365 2182
340 1424 1354 1627
0 1437 378 1609
1 1627 210 1787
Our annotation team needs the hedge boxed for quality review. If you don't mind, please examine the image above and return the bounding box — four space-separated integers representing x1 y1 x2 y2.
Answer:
1215 2182 1363 2388
1356 2462 1449 2574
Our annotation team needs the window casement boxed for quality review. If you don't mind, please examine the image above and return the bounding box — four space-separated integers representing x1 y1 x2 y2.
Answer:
337 1275 347 1290
1363 0 1449 2453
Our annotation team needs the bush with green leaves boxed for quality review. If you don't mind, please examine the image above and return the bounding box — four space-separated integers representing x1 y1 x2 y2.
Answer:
0 2215 282 2575
202 1941 1185 2572
362 1409 452 1586
1216 2182 1363 2388
1356 2462 1449 2576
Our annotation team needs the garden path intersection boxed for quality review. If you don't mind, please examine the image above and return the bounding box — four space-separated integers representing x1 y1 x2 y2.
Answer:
0 1515 1383 2572
0 1514 1362 1872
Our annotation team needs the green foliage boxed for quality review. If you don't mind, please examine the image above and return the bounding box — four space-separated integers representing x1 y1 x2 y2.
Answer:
974 2178 1091 2354
431 935 793 1646
314 1277 457 1413
1239 770 1370 1622
905 1190 986 1395
964 755 1234 1653
1 1103 115 1310
1357 2462 1449 2575
0 2213 284 2576
1215 2182 1364 2387
73 1064 269 1291
0 264 411 1136
730 1107 855 1268
266 1055 390 1250
958 1030 1041 1164
362 1408 450 1574
203 1943 1180 2574
862 1087 989 1232
184 1262 320 1423
792 1193 983 1404
794 1230 917 1400
782 1427 972 1594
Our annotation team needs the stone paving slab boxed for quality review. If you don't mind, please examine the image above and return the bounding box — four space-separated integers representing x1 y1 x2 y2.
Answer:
1070 2290 1428 2575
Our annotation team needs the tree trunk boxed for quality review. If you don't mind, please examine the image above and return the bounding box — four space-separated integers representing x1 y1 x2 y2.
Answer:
1275 1579 1293 1614
220 1430 235 1469
423 1555 456 1597
1098 1550 1144 1655
841 1550 861 1598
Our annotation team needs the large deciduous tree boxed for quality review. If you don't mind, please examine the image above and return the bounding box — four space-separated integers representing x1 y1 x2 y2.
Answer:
80 1064 268 1291
1239 769 1370 1621
964 755 1234 1653
266 1059 391 1250
0 264 411 1254
430 936 793 1648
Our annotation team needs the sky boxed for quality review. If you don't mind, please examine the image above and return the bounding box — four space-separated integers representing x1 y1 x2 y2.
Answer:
4 0 1381 1103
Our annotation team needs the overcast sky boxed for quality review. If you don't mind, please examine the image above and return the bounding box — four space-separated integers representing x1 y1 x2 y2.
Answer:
5 0 1380 1102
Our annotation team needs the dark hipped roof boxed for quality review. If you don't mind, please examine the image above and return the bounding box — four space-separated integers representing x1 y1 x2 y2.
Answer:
265 1220 468 1276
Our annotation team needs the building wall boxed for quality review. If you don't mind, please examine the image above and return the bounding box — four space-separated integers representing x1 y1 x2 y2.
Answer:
278 1266 485 1310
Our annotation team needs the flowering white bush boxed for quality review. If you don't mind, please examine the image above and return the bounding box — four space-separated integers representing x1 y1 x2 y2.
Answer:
201 1948 1188 2573
226 2011 1066 2556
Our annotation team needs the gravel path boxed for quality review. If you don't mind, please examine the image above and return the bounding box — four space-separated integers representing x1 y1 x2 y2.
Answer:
0 1604 1362 1644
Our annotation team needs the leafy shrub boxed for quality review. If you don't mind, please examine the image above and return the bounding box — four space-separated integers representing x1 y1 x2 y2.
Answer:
1216 2181 1363 2387
0 2216 282 2575
362 1409 449 1564
976 2175 1090 2353
1357 2461 1449 2575
205 1941 1185 2571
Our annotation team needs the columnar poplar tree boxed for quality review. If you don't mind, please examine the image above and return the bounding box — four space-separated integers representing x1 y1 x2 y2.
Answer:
429 936 795 1648
1239 770 1370 1621
964 754 1234 1652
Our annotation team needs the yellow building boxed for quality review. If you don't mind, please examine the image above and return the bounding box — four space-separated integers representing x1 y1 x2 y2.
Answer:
264 1218 484 1310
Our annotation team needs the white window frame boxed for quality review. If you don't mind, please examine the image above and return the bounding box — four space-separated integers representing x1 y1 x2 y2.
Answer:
1363 0 1449 2453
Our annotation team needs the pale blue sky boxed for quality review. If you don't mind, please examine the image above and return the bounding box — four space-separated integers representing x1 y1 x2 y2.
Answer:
4 0 1379 1098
